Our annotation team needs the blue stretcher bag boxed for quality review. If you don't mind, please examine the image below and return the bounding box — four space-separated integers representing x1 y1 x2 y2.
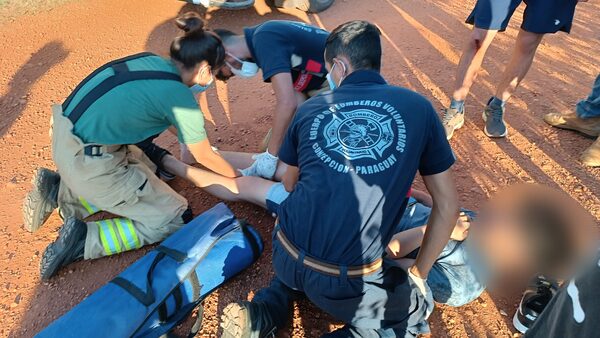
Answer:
36 203 263 338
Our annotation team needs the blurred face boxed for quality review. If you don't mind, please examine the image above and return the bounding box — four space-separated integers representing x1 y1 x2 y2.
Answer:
469 184 597 294
470 206 534 291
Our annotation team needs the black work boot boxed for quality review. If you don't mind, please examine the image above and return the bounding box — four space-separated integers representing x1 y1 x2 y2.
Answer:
40 217 87 281
220 301 277 338
23 168 60 232
137 142 176 181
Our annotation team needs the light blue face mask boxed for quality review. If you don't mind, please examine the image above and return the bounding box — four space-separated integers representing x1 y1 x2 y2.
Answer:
326 62 346 91
326 63 337 90
190 80 213 95
189 67 214 95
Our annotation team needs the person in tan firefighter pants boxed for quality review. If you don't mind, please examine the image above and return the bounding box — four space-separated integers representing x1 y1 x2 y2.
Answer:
22 13 240 280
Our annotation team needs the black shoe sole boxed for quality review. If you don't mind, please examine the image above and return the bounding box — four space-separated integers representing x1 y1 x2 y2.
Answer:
23 168 59 233
40 217 84 281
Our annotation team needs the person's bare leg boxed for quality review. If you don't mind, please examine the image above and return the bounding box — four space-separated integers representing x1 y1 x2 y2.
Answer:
234 176 277 209
163 154 277 209
163 154 240 195
452 27 499 102
219 150 288 181
386 213 470 258
493 29 544 102
444 27 498 139
387 226 427 258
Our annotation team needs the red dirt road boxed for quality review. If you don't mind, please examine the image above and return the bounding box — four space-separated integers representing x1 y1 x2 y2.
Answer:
0 0 599 337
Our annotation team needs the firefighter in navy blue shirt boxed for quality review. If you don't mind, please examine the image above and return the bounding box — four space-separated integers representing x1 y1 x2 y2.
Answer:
219 21 460 337
211 20 330 179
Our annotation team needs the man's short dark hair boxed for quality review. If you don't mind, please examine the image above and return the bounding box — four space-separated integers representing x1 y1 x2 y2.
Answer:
325 20 382 71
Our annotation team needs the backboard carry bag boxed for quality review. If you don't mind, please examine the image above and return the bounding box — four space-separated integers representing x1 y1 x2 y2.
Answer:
36 203 263 338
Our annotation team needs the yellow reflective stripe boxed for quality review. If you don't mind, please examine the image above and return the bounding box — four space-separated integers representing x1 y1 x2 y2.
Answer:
97 221 113 255
79 197 95 214
105 220 122 253
125 218 141 249
114 219 132 251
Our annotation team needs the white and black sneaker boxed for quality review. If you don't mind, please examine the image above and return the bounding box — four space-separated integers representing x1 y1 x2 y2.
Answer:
513 276 558 334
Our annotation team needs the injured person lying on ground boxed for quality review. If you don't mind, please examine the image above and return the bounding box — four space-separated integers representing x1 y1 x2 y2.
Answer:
163 151 486 308
166 151 599 334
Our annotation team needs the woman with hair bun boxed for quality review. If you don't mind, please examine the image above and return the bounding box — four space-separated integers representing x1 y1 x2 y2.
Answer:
23 12 239 280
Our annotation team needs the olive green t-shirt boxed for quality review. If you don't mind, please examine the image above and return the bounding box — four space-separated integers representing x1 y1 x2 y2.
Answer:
63 54 207 145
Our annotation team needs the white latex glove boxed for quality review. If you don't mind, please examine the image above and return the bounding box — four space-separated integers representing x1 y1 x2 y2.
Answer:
240 151 278 179
408 267 435 319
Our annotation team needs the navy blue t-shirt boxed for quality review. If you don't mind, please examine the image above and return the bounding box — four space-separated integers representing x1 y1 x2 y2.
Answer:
278 70 455 266
244 20 329 93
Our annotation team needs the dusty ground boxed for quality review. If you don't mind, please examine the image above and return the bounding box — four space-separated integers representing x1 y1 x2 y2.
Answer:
0 0 599 337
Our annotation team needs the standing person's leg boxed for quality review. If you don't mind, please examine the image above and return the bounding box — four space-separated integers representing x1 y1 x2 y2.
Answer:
544 74 600 136
482 29 543 138
443 0 522 139
484 0 581 138
581 136 600 167
493 30 544 103
576 74 600 118
451 28 499 104
543 74 600 166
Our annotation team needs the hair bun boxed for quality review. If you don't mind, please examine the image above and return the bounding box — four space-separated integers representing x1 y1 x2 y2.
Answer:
175 12 205 34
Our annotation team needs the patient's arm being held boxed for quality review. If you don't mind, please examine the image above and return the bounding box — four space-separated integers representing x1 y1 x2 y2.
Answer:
411 170 459 279
186 139 239 178
282 166 299 192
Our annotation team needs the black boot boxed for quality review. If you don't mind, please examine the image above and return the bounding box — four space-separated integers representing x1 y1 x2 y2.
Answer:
40 217 87 281
220 301 277 338
137 142 176 181
22 168 60 232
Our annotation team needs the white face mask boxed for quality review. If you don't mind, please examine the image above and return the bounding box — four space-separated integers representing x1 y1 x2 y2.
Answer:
226 52 259 78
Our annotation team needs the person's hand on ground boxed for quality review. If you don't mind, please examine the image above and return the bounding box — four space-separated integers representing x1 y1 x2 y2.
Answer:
408 266 435 318
451 212 471 241
240 151 278 179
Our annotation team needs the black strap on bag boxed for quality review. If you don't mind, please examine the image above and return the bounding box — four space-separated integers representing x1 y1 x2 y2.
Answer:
111 251 167 306
62 52 182 125
240 220 261 261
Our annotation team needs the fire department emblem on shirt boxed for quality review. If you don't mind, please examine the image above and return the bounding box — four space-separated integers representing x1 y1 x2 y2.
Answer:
324 109 394 160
